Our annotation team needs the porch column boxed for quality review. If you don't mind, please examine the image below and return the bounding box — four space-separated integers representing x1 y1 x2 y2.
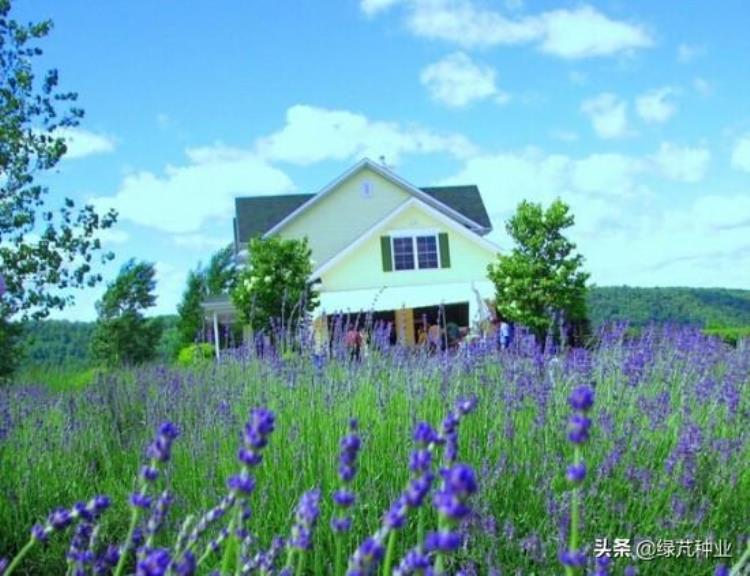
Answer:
213 311 220 360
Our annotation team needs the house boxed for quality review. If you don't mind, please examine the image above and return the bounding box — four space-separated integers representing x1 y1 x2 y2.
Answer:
202 158 499 356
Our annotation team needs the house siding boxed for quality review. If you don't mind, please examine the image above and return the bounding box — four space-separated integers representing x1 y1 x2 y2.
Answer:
275 167 411 266
319 203 497 292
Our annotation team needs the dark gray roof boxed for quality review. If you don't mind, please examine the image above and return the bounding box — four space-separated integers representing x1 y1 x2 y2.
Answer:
234 185 491 245
420 185 492 231
235 194 312 246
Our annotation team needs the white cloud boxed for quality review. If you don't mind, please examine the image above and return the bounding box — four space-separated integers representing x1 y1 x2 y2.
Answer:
420 52 508 107
440 148 750 287
364 0 652 59
731 134 750 172
56 127 116 159
537 6 652 59
360 0 404 16
581 93 630 139
94 147 295 233
677 43 705 63
636 87 677 124
571 154 645 196
255 104 477 166
652 142 710 182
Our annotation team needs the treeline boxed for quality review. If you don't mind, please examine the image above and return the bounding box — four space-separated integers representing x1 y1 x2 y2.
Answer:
18 316 179 370
587 286 750 328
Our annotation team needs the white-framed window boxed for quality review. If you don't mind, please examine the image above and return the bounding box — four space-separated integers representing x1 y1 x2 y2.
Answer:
391 231 440 271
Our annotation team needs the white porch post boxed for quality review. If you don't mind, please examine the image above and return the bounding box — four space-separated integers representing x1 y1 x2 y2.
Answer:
213 311 220 361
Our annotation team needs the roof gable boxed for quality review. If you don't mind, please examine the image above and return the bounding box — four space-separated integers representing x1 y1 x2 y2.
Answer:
234 159 493 246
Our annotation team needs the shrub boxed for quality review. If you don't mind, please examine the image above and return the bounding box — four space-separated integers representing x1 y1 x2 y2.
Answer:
176 343 215 367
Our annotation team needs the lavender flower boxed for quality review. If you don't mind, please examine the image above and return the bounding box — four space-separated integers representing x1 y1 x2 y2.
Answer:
561 384 595 574
332 419 362 535
289 489 321 551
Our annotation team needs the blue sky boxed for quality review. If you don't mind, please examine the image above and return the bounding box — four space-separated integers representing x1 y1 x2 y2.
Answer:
11 0 750 320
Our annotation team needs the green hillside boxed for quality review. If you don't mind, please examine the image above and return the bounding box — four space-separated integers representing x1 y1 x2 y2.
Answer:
587 286 750 328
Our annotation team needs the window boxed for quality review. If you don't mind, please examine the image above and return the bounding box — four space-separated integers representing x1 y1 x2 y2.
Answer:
392 236 415 270
416 235 438 269
390 233 441 271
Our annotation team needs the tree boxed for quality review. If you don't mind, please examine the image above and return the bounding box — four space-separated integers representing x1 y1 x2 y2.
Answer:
175 245 238 352
231 236 318 334
1 1 117 377
487 199 589 345
204 244 237 295
90 260 162 366
176 268 206 349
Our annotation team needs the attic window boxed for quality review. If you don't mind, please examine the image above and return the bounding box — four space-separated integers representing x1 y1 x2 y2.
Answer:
361 181 373 198
391 233 440 270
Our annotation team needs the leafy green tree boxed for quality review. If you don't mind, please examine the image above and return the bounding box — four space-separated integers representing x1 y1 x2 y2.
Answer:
204 244 237 295
1 1 117 377
90 260 162 366
176 268 206 348
487 199 589 344
175 245 237 352
232 236 318 333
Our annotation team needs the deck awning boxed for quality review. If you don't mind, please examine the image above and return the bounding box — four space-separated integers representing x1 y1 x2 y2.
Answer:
318 280 495 316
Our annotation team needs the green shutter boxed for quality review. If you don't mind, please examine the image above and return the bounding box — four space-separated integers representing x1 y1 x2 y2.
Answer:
438 233 451 268
380 236 393 272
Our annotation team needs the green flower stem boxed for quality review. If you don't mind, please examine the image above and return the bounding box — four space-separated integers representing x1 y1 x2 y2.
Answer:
382 530 397 576
296 549 305 575
335 534 344 576
730 539 750 576
4 537 36 576
220 510 238 575
565 444 582 576
434 516 449 575
113 504 142 576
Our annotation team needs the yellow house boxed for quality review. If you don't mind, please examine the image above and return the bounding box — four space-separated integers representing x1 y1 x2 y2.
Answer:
202 158 499 355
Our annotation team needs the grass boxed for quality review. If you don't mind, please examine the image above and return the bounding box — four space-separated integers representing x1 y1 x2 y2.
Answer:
0 327 748 575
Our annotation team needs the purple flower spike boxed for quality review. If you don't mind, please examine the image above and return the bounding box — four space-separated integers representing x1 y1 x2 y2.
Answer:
624 565 638 576
135 547 170 576
413 422 440 446
333 489 356 508
290 489 321 551
456 395 478 415
714 566 729 576
441 464 478 497
567 414 592 444
130 492 153 509
566 462 587 484
48 508 73 531
331 516 353 533
559 549 587 567
31 523 48 543
227 471 256 494
425 531 462 552
568 385 595 412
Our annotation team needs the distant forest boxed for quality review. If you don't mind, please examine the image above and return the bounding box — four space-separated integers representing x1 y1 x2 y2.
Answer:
15 286 750 368
587 286 750 328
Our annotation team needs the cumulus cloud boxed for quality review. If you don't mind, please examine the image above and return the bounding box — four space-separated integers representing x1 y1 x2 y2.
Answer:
93 147 295 234
440 147 750 287
636 87 678 124
362 0 652 59
731 134 750 172
420 52 508 107
55 127 116 159
581 93 631 139
255 104 478 165
652 142 710 182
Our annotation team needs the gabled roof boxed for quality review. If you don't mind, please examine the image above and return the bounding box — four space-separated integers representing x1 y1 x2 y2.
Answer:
420 185 491 231
234 159 493 245
234 193 311 246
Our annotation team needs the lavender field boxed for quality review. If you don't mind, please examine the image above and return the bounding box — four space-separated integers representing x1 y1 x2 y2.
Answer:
0 326 748 575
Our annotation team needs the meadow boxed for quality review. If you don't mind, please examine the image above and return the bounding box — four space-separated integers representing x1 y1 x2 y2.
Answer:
0 325 748 575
